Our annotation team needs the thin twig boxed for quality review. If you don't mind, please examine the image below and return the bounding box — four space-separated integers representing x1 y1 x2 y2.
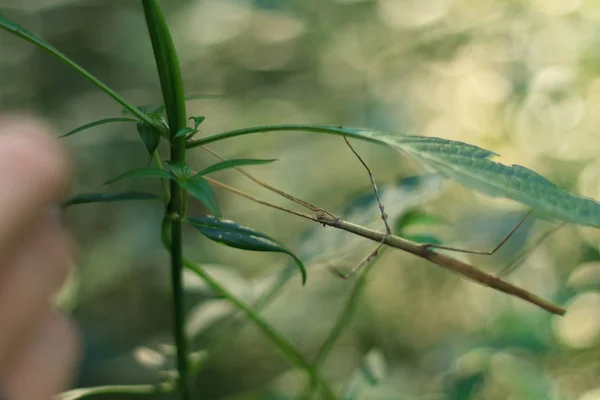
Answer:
199 174 565 315
497 222 566 278
201 145 337 220
330 240 386 280
343 136 391 234
422 210 532 255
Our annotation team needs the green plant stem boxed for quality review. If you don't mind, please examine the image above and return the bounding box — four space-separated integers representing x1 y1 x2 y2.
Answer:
187 125 383 149
184 260 339 400
300 248 388 400
141 0 190 398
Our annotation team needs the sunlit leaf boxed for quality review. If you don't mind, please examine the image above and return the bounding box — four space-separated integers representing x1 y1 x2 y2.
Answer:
133 346 166 369
186 215 307 284
181 176 221 217
194 158 277 177
62 192 162 207
58 385 158 400
60 117 138 138
190 125 600 229
104 168 173 185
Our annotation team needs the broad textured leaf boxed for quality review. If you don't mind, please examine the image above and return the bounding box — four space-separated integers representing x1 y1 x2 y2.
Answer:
186 215 307 284
60 117 138 138
104 168 173 185
193 125 600 228
194 158 277 177
136 122 161 155
341 129 600 228
181 176 221 217
63 192 162 207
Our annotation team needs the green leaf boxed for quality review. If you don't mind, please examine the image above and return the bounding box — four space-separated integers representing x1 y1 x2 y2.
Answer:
166 161 193 180
189 116 206 129
60 117 138 138
181 176 221 217
342 348 387 400
194 158 277 177
186 216 307 285
0 14 162 132
187 124 600 229
136 122 162 155
104 168 173 185
174 127 195 139
62 192 162 207
58 385 159 399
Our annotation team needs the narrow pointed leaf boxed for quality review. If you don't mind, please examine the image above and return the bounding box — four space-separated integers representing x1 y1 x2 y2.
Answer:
104 168 173 185
188 124 600 229
0 15 160 131
174 127 195 139
62 192 162 207
136 122 161 155
194 158 277 177
60 117 138 138
186 216 307 284
189 116 206 129
181 176 221 217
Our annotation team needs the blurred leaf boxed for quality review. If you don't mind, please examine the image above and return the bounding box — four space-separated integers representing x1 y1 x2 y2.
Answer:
181 176 221 217
60 117 138 138
189 115 206 129
58 385 159 399
194 158 277 177
62 192 162 207
447 371 485 400
133 346 166 369
192 125 600 228
186 299 234 339
136 122 161 155
396 209 446 233
400 234 443 246
174 127 195 139
186 216 307 284
343 348 387 400
104 168 173 185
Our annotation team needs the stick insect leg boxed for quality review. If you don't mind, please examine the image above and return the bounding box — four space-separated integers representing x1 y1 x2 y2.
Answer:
496 221 566 278
420 210 533 256
330 240 386 280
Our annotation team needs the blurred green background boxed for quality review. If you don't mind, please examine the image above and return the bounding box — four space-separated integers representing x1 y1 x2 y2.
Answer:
3 0 600 398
